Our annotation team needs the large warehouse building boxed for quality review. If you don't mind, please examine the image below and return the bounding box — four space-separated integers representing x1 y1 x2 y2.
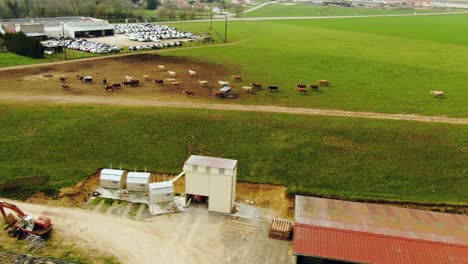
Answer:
0 17 114 39
294 195 468 264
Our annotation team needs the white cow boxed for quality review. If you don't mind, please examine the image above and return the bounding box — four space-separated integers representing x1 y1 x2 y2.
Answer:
143 75 150 81
164 78 176 84
168 71 176 77
431 91 444 97
125 75 134 82
198 80 208 87
188 70 197 77
158 65 165 71
218 80 229 87
242 86 253 93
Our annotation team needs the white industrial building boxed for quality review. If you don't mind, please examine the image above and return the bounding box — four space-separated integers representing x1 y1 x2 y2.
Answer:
183 155 237 214
0 17 114 39
100 169 126 189
126 172 151 192
148 181 174 204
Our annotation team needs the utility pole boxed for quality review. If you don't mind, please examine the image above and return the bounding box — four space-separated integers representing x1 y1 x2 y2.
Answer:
61 22 67 60
224 15 227 43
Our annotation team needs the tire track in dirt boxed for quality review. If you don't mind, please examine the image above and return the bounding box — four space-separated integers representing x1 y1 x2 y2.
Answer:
1 93 466 124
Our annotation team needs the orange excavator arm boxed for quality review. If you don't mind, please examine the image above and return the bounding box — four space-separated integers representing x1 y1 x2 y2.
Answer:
0 201 26 222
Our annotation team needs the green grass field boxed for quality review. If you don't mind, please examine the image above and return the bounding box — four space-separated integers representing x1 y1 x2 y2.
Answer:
242 4 458 17
0 104 466 205
166 14 468 117
0 52 55 67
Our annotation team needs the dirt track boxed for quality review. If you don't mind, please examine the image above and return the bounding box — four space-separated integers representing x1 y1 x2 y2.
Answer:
2 199 292 264
1 93 467 124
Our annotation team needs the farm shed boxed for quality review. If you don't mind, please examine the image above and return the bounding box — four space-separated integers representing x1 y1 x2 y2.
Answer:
148 181 174 204
293 195 468 264
99 169 125 189
0 17 114 39
126 172 150 192
183 155 237 214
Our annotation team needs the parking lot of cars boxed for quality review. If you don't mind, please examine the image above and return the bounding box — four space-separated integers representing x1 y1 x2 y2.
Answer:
114 23 198 42
43 39 121 54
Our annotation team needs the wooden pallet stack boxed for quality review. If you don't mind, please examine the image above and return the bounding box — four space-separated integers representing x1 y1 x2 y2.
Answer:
269 218 293 240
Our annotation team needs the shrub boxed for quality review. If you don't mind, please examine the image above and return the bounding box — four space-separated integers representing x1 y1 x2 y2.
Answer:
4 32 45 58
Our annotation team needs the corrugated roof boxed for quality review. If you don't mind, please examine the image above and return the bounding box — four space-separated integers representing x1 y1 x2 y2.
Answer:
294 196 468 263
185 155 237 170
294 225 468 264
101 169 125 176
149 181 173 189
66 25 114 31
127 172 151 179
127 177 149 184
295 196 468 245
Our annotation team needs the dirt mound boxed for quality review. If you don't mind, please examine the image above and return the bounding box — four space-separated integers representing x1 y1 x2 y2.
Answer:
27 171 100 207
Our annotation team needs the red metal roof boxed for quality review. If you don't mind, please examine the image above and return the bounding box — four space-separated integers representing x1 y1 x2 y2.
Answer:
294 225 468 264
295 196 468 245
294 196 468 263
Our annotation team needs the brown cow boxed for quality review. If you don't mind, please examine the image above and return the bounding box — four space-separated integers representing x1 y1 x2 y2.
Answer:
153 79 164 85
105 84 114 92
61 84 70 91
183 90 195 96
309 84 319 91
318 80 330 86
251 82 262 89
296 87 307 93
296 84 306 89
59 77 67 83
112 83 122 89
233 75 242 81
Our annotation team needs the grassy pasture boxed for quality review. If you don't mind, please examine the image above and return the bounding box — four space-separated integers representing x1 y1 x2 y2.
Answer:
0 104 466 205
0 52 54 67
242 4 457 18
167 15 468 117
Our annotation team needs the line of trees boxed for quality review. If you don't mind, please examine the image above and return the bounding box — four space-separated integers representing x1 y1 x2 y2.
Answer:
0 0 160 20
3 32 45 58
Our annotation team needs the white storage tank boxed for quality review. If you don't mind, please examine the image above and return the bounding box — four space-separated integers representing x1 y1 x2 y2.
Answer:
126 172 151 192
183 155 237 214
148 181 174 204
100 169 125 189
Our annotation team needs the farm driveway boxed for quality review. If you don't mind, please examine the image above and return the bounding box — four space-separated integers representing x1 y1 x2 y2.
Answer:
1 93 467 124
1 199 292 264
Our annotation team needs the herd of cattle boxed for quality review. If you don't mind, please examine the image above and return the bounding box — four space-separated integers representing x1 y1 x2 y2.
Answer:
58 74 445 98
58 66 335 98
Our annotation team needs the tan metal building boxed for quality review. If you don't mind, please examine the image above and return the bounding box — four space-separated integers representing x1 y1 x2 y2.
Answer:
183 155 237 214
99 169 125 189
148 181 174 204
126 172 150 192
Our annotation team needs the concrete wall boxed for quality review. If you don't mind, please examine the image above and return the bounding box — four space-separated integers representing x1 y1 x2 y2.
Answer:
208 173 234 214
18 24 45 33
100 179 121 189
185 171 210 196
185 166 237 214
127 182 148 192
149 188 174 203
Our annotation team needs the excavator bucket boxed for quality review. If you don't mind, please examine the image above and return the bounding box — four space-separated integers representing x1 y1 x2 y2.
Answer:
4 213 17 227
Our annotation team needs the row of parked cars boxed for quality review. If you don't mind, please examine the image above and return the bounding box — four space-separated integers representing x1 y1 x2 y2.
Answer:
128 41 183 51
66 39 122 54
114 23 196 42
